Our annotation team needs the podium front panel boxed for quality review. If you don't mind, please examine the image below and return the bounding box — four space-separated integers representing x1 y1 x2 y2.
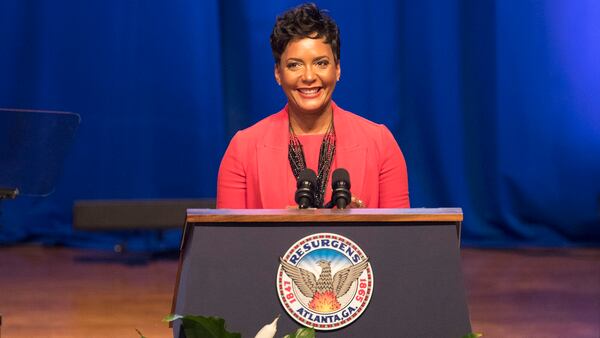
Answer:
173 219 471 337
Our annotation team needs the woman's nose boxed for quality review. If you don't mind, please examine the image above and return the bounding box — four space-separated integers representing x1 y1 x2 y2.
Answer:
302 66 316 83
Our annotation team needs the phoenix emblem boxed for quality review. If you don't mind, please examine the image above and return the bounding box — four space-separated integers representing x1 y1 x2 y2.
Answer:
279 257 369 312
277 233 374 330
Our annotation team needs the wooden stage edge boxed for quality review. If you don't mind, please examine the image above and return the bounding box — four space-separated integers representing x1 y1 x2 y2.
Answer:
0 245 598 338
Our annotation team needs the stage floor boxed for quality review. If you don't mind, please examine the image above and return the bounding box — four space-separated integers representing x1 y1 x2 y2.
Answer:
0 245 598 337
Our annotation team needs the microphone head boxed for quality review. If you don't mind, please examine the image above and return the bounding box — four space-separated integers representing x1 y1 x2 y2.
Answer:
332 168 350 189
297 168 317 188
295 168 318 208
331 168 351 209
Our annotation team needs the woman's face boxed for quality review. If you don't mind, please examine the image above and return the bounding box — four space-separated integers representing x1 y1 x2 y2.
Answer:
275 37 340 118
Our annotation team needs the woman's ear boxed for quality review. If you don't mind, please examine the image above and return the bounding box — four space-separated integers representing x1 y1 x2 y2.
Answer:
274 64 281 85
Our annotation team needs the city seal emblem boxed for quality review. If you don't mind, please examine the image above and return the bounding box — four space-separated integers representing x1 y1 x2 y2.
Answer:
277 233 374 330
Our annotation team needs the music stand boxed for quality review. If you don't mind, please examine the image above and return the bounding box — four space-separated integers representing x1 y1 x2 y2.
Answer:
0 108 80 223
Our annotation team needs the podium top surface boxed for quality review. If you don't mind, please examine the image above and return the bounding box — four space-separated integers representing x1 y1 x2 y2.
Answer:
186 208 463 223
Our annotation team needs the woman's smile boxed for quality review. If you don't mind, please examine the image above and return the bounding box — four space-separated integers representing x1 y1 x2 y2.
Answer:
296 87 322 98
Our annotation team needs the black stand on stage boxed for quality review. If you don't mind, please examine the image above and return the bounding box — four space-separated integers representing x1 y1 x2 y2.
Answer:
171 208 472 338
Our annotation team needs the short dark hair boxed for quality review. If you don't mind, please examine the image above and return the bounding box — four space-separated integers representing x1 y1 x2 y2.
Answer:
270 3 340 65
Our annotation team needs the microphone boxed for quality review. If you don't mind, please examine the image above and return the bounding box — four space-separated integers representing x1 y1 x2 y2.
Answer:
331 168 351 209
295 168 318 209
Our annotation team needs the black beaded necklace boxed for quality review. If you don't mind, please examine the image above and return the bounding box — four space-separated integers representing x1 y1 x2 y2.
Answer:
288 115 336 208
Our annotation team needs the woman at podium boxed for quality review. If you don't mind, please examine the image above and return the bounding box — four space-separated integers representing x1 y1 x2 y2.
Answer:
217 3 409 209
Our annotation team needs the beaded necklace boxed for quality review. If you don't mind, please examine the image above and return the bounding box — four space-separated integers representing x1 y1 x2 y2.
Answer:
288 115 336 208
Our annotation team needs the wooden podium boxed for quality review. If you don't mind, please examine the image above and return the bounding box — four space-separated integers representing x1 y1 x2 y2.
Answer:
171 208 471 337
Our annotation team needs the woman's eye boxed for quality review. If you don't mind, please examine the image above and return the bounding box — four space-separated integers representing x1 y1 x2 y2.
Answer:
286 62 302 70
316 60 330 68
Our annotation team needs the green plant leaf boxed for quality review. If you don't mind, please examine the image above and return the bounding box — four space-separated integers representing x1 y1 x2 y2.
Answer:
164 314 241 338
461 333 483 338
135 328 147 338
283 327 316 338
163 314 184 322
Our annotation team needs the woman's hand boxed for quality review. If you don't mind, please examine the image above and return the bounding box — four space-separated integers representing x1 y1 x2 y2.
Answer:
348 196 364 208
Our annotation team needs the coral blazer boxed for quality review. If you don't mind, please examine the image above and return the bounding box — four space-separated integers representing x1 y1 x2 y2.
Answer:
217 102 410 209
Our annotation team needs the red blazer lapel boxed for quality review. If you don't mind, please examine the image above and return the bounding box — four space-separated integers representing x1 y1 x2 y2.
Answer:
332 103 367 201
257 108 296 208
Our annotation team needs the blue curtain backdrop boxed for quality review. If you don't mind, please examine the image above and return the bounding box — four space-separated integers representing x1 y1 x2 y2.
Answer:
0 0 598 249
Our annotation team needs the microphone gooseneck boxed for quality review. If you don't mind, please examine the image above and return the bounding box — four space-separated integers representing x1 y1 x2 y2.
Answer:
331 168 351 209
295 168 318 209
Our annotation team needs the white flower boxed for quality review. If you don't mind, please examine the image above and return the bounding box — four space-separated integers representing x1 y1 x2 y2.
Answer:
254 316 279 338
